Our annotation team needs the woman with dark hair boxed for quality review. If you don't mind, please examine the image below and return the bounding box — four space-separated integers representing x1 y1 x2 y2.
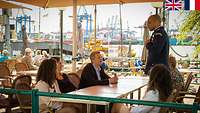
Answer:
51 56 77 93
112 64 173 113
35 59 78 113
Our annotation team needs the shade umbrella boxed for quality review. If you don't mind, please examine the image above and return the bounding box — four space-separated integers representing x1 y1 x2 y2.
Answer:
15 0 163 8
0 0 31 9
14 0 163 72
141 21 149 64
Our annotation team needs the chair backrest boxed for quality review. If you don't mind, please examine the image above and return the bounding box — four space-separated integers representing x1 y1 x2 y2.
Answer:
194 86 200 104
15 82 32 113
68 72 80 89
0 62 7 66
15 62 29 72
184 72 193 91
5 59 17 73
6 75 32 112
0 65 10 79
12 75 32 88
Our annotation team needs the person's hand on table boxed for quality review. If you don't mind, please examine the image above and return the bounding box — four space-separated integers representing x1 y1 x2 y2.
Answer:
109 74 118 84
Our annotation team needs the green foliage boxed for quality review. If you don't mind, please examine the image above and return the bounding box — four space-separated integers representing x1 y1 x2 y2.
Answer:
178 11 200 58
193 44 200 58
178 11 200 40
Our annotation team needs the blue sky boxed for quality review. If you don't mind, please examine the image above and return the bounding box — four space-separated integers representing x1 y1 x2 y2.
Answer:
12 2 184 37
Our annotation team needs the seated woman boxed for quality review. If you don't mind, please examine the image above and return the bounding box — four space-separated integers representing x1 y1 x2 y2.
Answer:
34 50 42 66
21 48 38 70
41 50 49 60
112 64 173 113
51 56 77 93
169 56 184 91
34 59 80 113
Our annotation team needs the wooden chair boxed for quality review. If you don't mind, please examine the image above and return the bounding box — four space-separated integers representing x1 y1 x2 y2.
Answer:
12 75 32 87
68 72 80 89
176 72 193 103
183 72 193 91
5 59 17 73
0 65 12 88
174 86 200 113
0 65 11 79
177 85 200 103
15 82 32 113
15 62 29 72
0 62 7 66
6 75 32 113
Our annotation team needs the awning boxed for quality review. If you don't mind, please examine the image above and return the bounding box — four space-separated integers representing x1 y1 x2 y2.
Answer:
0 0 31 9
15 0 163 8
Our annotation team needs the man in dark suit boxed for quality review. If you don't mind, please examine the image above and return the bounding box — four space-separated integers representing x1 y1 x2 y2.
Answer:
79 51 118 113
144 14 169 74
79 51 118 89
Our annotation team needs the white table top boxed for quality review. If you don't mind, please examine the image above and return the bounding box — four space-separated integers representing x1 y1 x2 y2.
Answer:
178 68 200 74
52 76 148 107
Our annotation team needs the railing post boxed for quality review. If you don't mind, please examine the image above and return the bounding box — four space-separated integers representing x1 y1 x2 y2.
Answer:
32 89 39 113
192 102 199 113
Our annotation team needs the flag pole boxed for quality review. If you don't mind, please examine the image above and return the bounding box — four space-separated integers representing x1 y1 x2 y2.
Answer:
162 0 166 28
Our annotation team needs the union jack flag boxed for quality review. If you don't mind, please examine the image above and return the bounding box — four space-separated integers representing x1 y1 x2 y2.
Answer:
165 0 182 10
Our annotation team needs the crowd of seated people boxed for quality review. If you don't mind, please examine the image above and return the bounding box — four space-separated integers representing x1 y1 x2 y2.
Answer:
14 48 49 70
1 48 195 113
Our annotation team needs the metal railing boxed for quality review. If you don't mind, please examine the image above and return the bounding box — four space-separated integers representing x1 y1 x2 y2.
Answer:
0 88 200 113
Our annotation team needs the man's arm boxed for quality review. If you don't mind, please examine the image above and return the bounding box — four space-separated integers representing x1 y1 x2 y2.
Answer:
146 33 165 55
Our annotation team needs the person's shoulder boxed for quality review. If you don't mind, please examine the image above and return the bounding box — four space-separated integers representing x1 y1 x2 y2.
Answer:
154 26 165 32
35 80 49 89
143 90 159 101
153 27 164 36
146 89 159 96
82 63 93 73
84 63 93 68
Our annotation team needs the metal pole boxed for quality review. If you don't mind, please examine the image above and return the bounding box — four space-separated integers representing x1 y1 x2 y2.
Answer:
16 16 18 36
60 10 64 60
90 14 92 39
39 8 41 33
72 0 77 72
24 16 26 30
156 8 158 14
32 89 39 113
119 4 123 57
162 0 166 28
20 16 22 39
3 9 11 53
28 16 31 33
94 5 97 49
